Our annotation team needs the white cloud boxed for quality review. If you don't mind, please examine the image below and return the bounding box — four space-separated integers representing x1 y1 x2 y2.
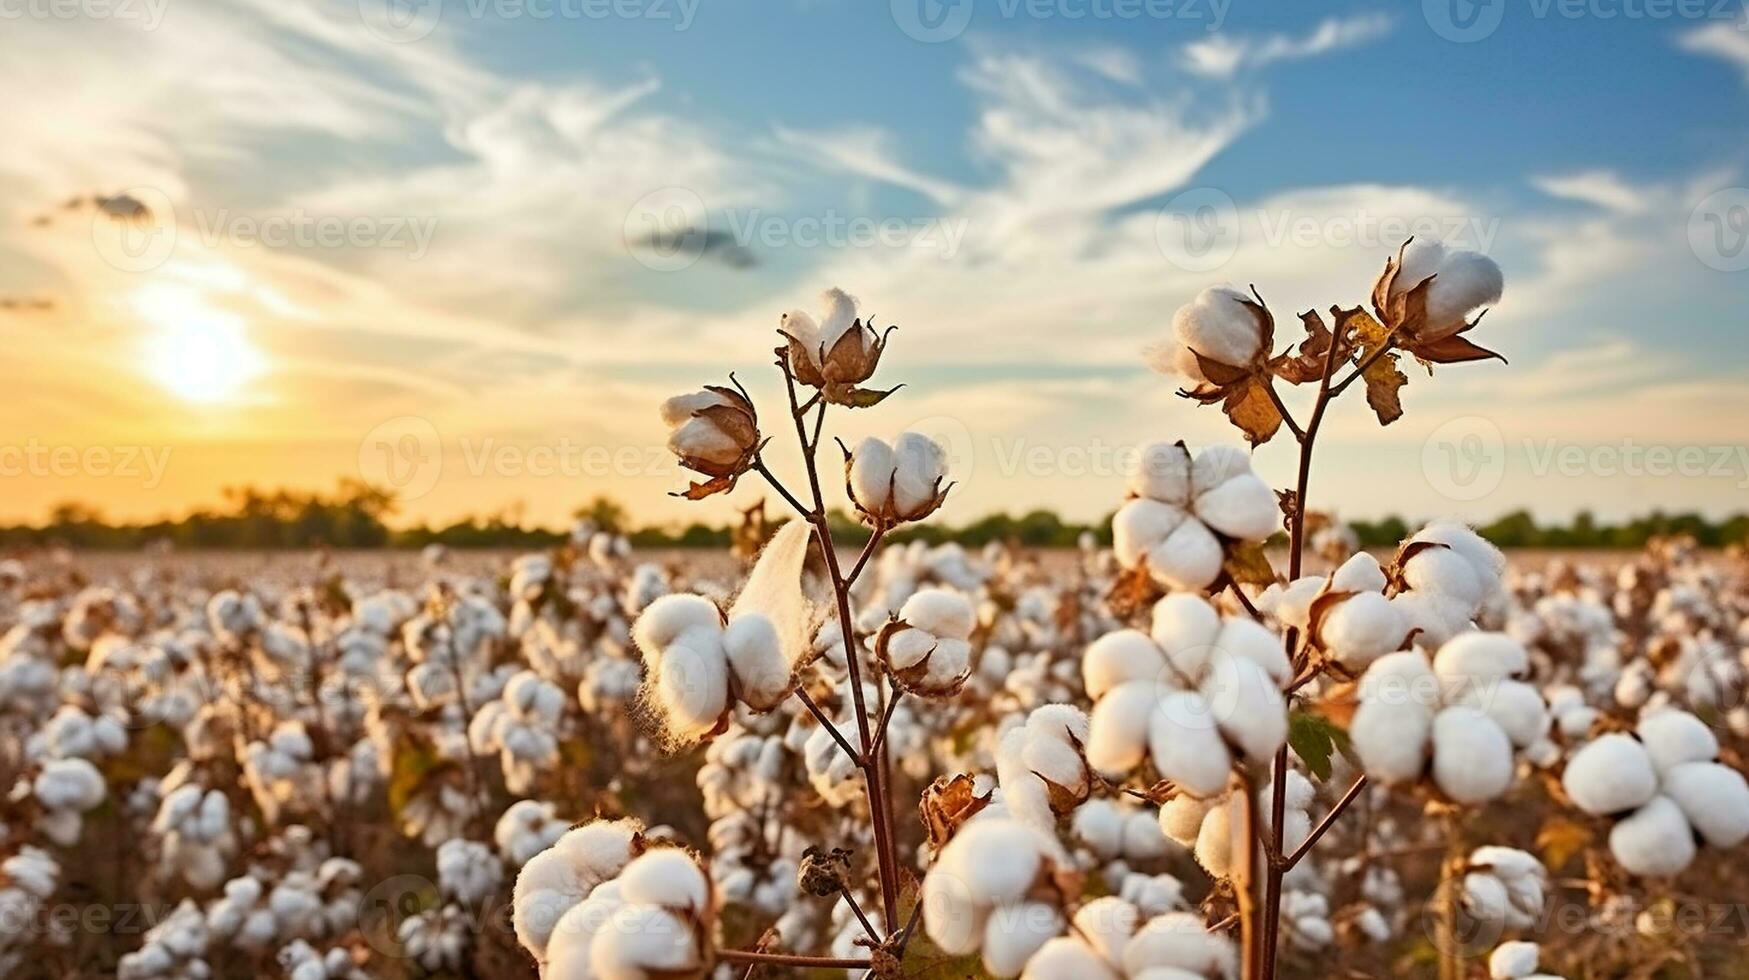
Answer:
1532 171 1648 214
1181 15 1393 80
1679 21 1749 85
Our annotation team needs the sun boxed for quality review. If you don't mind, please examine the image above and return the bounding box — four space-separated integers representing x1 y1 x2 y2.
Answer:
132 281 266 404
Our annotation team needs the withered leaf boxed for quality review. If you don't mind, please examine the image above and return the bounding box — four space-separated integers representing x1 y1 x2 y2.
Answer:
1221 375 1284 447
1269 310 1341 385
1408 332 1506 366
1335 306 1408 426
1535 815 1594 871
1223 538 1279 587
674 474 738 500
1192 351 1253 388
837 383 905 408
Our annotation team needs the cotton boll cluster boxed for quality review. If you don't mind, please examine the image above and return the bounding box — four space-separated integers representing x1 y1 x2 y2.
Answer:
26 703 127 762
1561 709 1749 876
995 704 1095 831
1461 847 1547 930
1392 522 1507 649
879 587 976 696
397 905 471 973
1157 769 1312 880
0 848 59 970
920 814 1071 977
276 939 364 980
242 721 324 824
1111 442 1279 592
469 671 565 793
847 431 952 525
1260 553 1408 673
535 842 716 980
1488 940 1564 979
1084 594 1290 799
1348 633 1545 804
1280 890 1334 951
30 756 106 844
152 779 236 890
437 838 505 907
496 800 569 867
512 819 642 964
1018 900 1237 980
1070 797 1171 868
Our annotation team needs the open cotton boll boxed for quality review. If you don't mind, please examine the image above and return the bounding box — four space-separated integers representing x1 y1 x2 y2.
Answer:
616 849 710 913
893 432 950 516
1489 940 1540 980
512 822 639 960
1562 734 1657 816
1455 679 1548 749
1636 710 1719 775
1318 592 1407 669
589 904 702 980
1431 706 1515 804
1174 285 1265 368
816 286 860 353
1159 795 1214 847
1350 700 1432 784
1021 936 1122 980
1083 630 1168 700
1150 595 1223 670
659 390 731 427
1073 896 1140 966
545 888 626 980
633 595 722 663
1661 763 1749 847
1391 237 1448 297
1120 911 1237 978
941 820 1048 908
1149 693 1233 798
1213 618 1291 686
721 616 788 708
901 589 975 640
1194 472 1279 541
1331 552 1389 594
1401 547 1484 607
1392 592 1476 649
1113 501 1189 569
1146 521 1225 592
983 903 1063 978
653 634 730 742
1608 796 1696 877
1421 249 1504 339
1432 633 1528 699
1412 522 1505 597
1129 442 1193 506
1087 682 1158 776
850 437 898 512
1190 445 1255 496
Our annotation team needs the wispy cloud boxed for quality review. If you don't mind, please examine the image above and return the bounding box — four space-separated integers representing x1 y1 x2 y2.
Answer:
1181 14 1393 80
1531 171 1648 214
1678 21 1749 85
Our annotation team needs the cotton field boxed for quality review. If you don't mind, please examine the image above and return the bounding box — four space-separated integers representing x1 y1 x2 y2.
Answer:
3 252 1748 980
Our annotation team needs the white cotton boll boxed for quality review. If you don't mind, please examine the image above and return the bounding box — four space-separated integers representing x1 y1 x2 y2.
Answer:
921 866 988 957
1392 592 1475 649
1214 618 1290 686
1456 679 1547 749
1431 706 1514 804
1421 249 1503 339
1123 811 1169 860
1636 710 1719 775
925 638 973 688
1088 681 1159 777
1073 896 1140 966
1130 443 1193 506
1194 473 1278 541
1608 796 1696 877
1146 521 1224 592
850 437 897 512
1113 500 1188 568
1402 547 1484 606
632 595 721 660
1210 655 1289 763
1433 633 1527 694
589 904 699 980
1413 521 1504 595
1462 872 1510 924
1175 285 1264 368
943 821 1046 908
1562 734 1657 816
668 416 742 466
1149 693 1233 798
658 390 730 427
901 589 974 639
35 758 106 811
1083 631 1167 700
1661 762 1749 848
892 432 949 516
655 635 730 740
1190 445 1253 495
1330 552 1388 594
1489 940 1539 979
1350 700 1432 784
1150 595 1223 670
1022 937 1121 980
1391 237 1448 296
887 629 937 670
1320 593 1407 669
541 889 624 980
1358 651 1440 707
1159 795 1214 847
816 287 860 351
1257 576 1320 632
1074 800 1125 857
722 615 789 708
983 903 1063 978
1121 912 1236 978
616 849 709 912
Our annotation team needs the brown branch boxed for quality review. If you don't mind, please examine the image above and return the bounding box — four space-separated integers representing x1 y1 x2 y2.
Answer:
719 949 872 969
1282 775 1368 871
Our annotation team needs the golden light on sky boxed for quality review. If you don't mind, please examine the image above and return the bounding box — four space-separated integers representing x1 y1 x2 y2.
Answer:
133 281 265 405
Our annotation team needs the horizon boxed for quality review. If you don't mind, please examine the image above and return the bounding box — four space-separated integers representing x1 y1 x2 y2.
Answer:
5 1 1749 527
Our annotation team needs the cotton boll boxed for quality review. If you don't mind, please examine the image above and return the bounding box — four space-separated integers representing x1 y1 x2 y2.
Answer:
1150 595 1222 671
1073 800 1125 857
633 595 721 661
1073 896 1140 966
920 867 987 957
1213 618 1291 686
942 822 1046 908
1431 706 1514 804
1489 940 1539 979
1433 633 1528 699
541 889 625 980
1113 500 1188 568
1562 734 1657 816
1130 443 1193 507
1391 236 1448 296
850 438 897 512
668 417 742 467
1088 681 1161 776
1208 655 1289 763
887 629 937 671
1421 249 1503 339
901 589 974 639
982 903 1062 978
1021 937 1121 980
1174 285 1265 368
1193 798 1237 878
1123 811 1169 861
1413 521 1504 596
1350 700 1432 784
654 636 729 741
588 904 700 980
1195 473 1278 541
658 390 730 427
923 638 972 689
892 432 949 517
1330 552 1389 594
1147 521 1224 592
1159 795 1214 848
1392 592 1475 649
1357 650 1441 708
1401 547 1484 606
1661 762 1749 847
1121 912 1236 978
1149 692 1233 798
1608 796 1696 877
1083 631 1167 700
1190 445 1254 496
721 615 789 709
1456 679 1547 749
1636 710 1719 776
1318 592 1406 669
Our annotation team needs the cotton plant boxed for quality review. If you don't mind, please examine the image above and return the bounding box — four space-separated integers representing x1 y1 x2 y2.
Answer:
1110 442 1280 593
1460 846 1548 931
1560 708 1749 876
919 813 1073 977
468 670 566 793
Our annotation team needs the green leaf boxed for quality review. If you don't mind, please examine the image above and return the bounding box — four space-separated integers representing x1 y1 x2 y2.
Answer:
839 383 905 408
1288 710 1350 781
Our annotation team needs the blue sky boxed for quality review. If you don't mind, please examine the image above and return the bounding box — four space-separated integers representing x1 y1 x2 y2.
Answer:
1 0 1747 529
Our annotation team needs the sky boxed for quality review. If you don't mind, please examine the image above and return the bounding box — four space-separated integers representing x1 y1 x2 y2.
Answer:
2 0 1748 531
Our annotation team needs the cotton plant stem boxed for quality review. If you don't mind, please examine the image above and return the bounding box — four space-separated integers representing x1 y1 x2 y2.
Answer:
1234 769 1262 979
718 950 872 969
1437 811 1467 980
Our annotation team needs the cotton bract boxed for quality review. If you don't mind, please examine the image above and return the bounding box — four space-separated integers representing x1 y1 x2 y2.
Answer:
1113 442 1279 592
